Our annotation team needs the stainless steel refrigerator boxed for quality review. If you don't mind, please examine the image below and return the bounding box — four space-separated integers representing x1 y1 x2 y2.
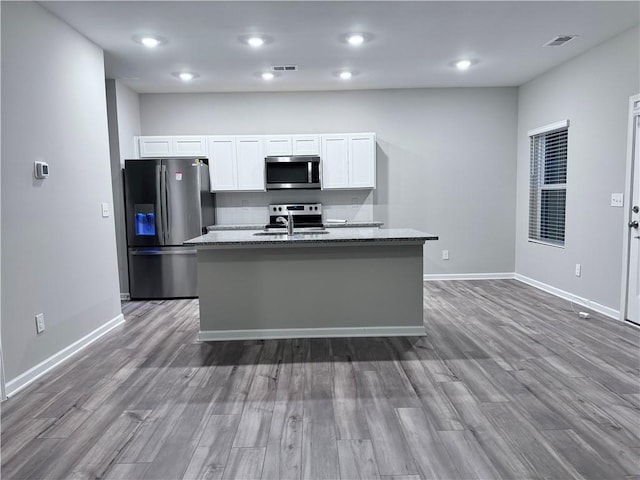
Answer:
124 158 215 299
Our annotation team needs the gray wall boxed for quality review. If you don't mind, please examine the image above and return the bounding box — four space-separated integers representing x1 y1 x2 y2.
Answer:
106 80 141 296
1 2 122 382
140 87 519 275
515 26 640 311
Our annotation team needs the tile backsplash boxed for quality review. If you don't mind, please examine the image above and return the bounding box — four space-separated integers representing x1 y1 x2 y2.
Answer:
214 190 374 226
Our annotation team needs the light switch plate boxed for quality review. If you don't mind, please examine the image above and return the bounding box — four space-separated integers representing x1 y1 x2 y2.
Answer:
35 313 45 334
611 193 624 207
101 202 110 217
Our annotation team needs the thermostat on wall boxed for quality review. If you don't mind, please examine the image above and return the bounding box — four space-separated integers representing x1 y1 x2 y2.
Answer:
34 161 49 179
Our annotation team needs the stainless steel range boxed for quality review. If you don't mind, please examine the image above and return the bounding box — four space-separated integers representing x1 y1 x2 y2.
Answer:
266 203 323 229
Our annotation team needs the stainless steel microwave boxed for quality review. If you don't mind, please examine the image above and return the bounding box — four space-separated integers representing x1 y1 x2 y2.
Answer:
265 155 321 190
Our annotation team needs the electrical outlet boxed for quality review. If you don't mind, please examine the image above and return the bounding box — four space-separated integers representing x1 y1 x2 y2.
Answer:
101 202 110 217
241 199 249 210
575 263 581 277
610 193 624 207
442 249 449 260
35 313 45 334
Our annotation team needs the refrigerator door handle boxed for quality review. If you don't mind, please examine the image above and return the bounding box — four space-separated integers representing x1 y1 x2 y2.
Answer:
155 164 164 242
160 165 169 243
164 165 171 240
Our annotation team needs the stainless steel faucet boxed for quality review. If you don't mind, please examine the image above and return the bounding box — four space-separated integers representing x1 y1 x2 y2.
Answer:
276 210 294 235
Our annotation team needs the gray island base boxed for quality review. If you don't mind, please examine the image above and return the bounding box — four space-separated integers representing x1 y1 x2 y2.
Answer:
185 228 438 341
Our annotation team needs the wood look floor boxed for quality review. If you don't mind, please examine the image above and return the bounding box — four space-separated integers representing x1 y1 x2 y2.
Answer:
2 280 639 480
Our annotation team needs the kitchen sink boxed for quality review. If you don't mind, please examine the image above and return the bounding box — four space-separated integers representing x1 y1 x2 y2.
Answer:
253 228 329 236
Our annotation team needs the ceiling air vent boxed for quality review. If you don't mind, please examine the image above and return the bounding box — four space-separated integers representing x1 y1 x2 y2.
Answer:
271 65 298 72
544 35 577 47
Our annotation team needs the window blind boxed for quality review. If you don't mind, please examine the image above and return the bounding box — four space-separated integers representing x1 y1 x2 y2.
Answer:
528 122 568 246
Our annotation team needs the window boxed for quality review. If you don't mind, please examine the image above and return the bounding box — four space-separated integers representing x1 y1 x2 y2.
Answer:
528 120 569 246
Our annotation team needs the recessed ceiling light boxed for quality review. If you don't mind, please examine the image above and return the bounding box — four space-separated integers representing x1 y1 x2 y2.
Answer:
142 37 160 48
334 70 358 80
454 59 474 71
262 72 274 80
247 36 265 47
339 32 373 46
172 72 199 81
134 35 166 48
239 34 273 47
347 34 365 46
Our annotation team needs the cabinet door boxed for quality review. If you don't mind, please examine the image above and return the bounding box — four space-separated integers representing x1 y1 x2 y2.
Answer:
265 136 292 156
321 135 349 189
349 133 376 188
138 136 173 157
292 135 320 155
172 136 207 157
207 136 237 191
236 136 265 191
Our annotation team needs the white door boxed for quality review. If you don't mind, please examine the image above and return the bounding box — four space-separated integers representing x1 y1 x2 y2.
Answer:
292 135 320 155
208 136 237 191
236 136 265 191
172 136 207 157
265 136 292 156
138 136 173 157
626 98 640 324
321 135 349 189
349 133 376 188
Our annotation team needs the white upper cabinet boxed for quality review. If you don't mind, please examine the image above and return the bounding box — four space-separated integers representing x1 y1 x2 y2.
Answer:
207 136 265 192
138 133 374 191
265 136 293 156
321 133 375 189
172 136 207 157
321 135 350 189
137 135 207 158
265 135 319 156
207 136 237 191
349 133 376 188
236 136 265 191
292 135 320 155
137 136 172 157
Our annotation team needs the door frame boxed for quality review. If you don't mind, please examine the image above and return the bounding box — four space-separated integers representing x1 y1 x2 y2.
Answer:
619 93 640 324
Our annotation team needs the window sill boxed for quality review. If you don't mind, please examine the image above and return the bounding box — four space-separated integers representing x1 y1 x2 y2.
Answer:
528 238 565 249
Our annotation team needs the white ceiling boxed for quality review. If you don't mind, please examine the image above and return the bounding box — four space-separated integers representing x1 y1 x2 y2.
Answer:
41 1 639 94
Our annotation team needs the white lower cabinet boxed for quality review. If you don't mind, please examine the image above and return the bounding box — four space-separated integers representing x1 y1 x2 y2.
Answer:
321 133 376 189
207 136 265 192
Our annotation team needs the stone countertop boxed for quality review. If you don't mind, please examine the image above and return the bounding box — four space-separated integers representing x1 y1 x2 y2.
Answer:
207 221 384 231
185 228 438 248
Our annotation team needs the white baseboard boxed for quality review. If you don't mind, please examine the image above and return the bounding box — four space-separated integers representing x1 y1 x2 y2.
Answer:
514 274 619 319
120 293 131 301
198 325 426 342
423 273 515 281
4 313 125 398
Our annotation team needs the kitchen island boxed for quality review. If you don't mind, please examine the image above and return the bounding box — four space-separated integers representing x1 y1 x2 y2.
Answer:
185 228 438 341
